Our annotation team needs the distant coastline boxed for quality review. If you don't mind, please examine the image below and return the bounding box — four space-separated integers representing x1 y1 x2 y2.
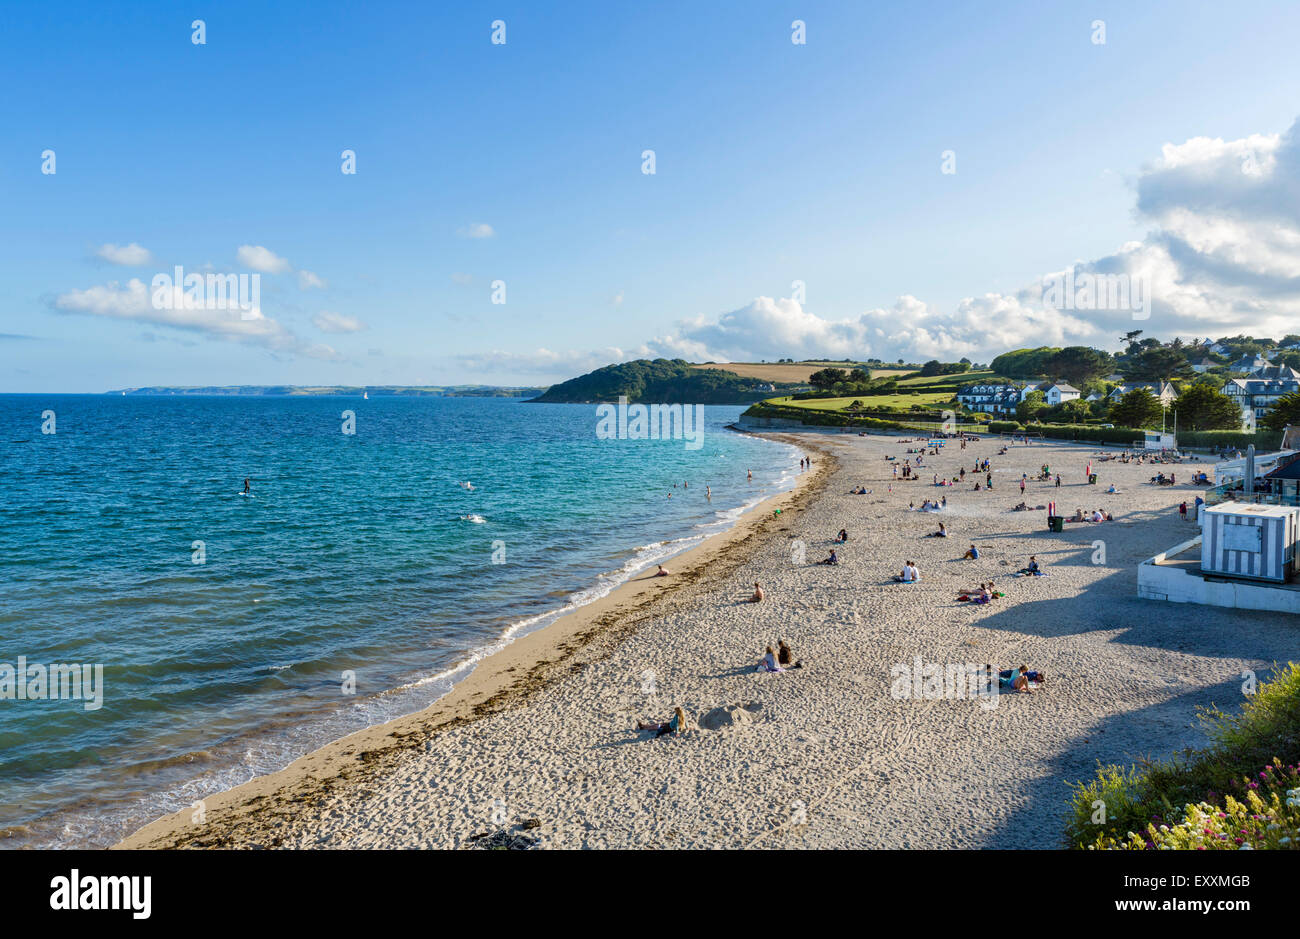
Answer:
104 384 546 398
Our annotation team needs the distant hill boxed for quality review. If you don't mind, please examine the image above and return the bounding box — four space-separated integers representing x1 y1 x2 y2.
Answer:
532 358 799 404
690 361 912 383
106 385 544 397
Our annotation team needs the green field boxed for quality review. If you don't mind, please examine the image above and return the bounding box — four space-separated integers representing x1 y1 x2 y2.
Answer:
894 369 998 388
764 392 954 411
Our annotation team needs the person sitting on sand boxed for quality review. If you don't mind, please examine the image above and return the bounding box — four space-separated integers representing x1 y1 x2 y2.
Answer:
757 645 784 673
963 544 979 560
748 582 765 602
777 639 803 669
999 666 1045 692
894 561 920 583
655 564 670 576
837 528 848 542
1091 509 1104 523
1016 556 1041 576
1070 507 1086 522
817 549 839 565
1104 510 1113 521
1106 484 1119 494
927 522 948 538
637 705 688 737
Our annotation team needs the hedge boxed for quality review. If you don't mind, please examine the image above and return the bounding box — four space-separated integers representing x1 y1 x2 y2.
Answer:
1176 429 1282 450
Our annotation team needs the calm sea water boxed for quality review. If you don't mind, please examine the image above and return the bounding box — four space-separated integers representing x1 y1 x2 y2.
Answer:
0 395 799 847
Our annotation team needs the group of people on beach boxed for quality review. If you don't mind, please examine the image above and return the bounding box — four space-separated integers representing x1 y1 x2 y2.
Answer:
638 435 1095 740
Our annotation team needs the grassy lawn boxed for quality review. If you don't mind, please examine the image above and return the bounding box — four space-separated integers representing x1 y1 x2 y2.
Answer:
764 392 953 411
894 369 998 387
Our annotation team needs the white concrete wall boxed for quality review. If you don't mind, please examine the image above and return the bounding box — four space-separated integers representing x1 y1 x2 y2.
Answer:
1138 558 1300 614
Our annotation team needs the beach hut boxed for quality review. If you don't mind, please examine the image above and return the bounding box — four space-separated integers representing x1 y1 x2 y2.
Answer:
1200 503 1300 583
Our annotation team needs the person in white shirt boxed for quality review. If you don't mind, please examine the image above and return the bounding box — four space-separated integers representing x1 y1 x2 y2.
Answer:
894 561 920 583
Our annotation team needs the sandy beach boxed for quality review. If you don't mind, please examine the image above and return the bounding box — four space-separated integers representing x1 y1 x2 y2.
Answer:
118 431 1298 850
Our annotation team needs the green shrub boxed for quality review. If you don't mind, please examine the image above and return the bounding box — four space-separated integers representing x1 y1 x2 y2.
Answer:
1176 429 1282 450
1067 663 1300 849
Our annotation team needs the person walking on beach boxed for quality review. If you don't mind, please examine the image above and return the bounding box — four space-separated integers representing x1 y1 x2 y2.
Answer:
1020 478 1026 495
1179 501 1188 521
1055 474 1061 488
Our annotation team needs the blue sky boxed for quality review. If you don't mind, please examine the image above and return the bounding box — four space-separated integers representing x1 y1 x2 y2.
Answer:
5 0 1300 391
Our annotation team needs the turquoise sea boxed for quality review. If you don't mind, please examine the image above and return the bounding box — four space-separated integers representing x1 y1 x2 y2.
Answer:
0 395 799 847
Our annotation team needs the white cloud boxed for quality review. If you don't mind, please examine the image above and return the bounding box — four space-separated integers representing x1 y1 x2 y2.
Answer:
236 245 291 273
504 117 1300 373
456 347 638 378
53 278 341 360
95 243 152 266
458 223 495 239
312 311 366 333
298 270 326 289
450 272 474 286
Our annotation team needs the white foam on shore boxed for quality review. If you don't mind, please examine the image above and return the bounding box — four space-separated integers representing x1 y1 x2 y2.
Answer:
23 434 805 850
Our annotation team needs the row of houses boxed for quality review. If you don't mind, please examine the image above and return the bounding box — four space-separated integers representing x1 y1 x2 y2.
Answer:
956 379 1172 415
959 363 1298 426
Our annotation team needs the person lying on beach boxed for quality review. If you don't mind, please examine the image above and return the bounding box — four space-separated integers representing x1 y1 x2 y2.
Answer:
893 561 920 583
655 565 670 576
757 646 784 672
817 549 839 565
1012 501 1028 511
837 529 849 542
777 639 803 669
998 666 1034 693
963 544 979 559
638 706 689 737
748 582 765 602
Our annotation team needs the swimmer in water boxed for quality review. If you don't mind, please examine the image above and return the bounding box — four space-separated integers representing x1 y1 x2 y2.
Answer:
747 470 753 481
706 486 711 500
